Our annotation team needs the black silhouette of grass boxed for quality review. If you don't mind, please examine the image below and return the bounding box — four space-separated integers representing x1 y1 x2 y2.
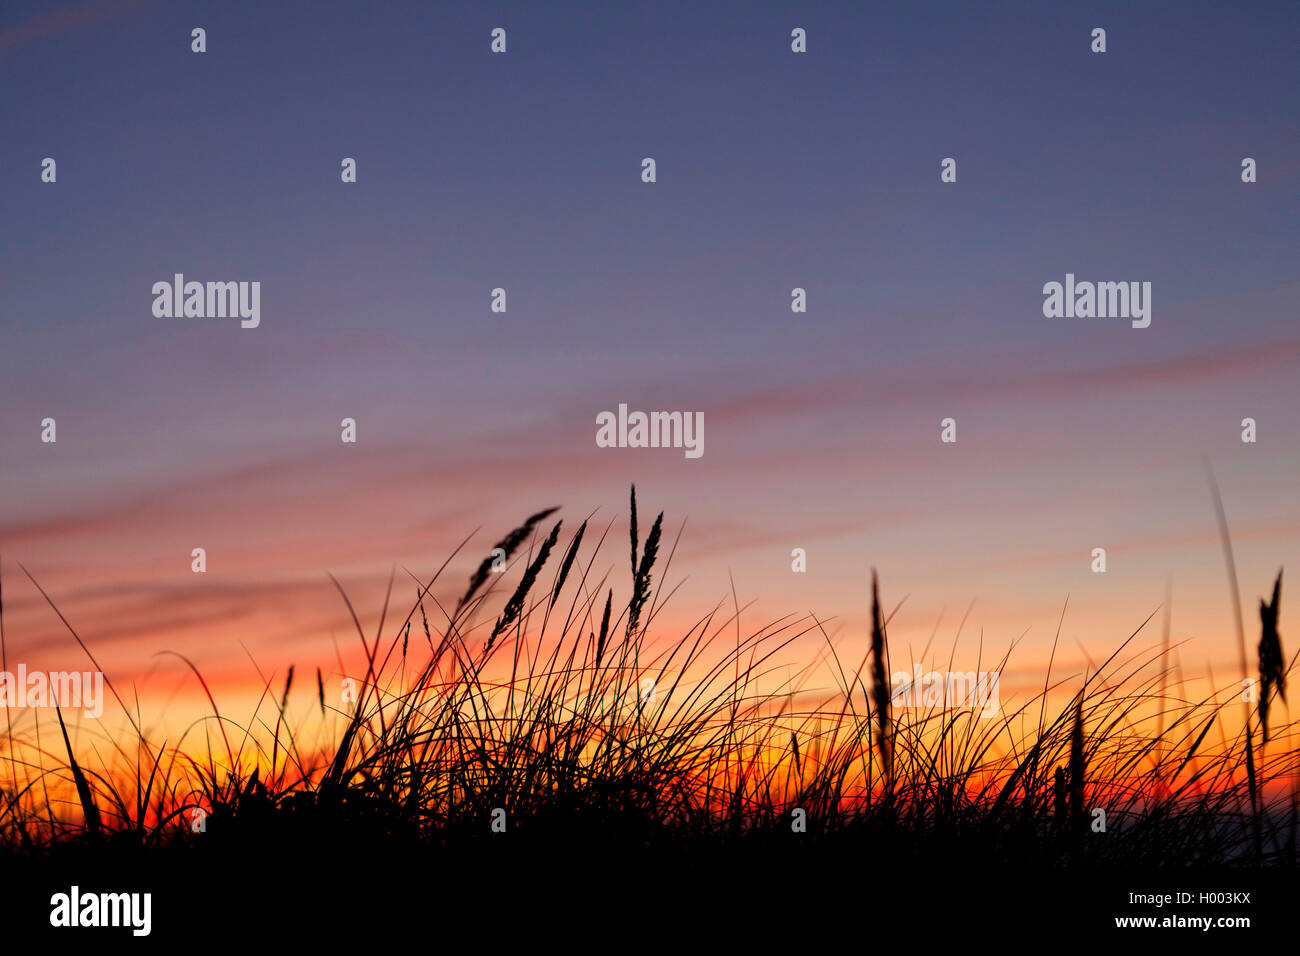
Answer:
0 486 1295 883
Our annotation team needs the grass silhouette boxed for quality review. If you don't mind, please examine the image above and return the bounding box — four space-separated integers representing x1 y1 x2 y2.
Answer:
0 486 1295 935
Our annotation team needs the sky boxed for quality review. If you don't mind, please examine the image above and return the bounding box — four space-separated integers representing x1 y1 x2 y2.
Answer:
1 0 1297 733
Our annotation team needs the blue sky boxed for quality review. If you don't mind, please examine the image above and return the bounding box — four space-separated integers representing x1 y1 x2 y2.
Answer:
1 0 1297 706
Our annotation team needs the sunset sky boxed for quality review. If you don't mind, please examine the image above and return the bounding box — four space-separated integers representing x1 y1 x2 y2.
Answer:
2 0 1297 734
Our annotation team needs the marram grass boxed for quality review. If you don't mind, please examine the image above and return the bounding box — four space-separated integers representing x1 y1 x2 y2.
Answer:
0 487 1295 871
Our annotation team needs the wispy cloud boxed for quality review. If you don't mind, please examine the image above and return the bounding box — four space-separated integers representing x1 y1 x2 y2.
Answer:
0 0 145 55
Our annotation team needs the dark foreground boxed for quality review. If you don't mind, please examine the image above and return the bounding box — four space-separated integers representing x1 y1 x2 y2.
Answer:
1 829 1293 945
